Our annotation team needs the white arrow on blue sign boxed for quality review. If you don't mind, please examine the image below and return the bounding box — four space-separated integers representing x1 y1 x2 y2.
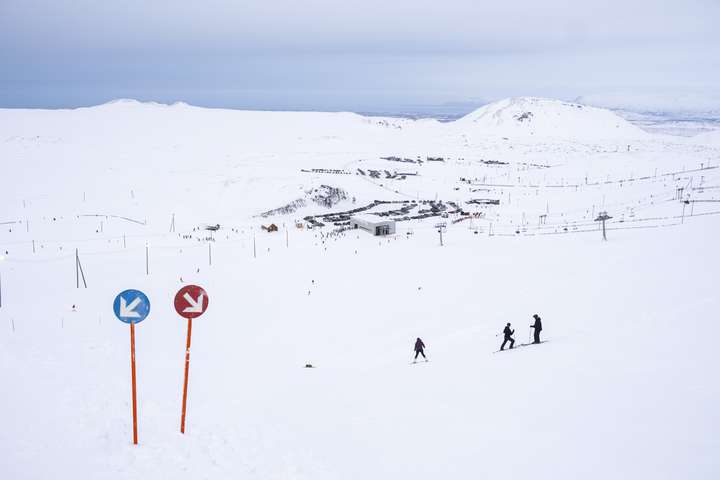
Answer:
113 289 151 324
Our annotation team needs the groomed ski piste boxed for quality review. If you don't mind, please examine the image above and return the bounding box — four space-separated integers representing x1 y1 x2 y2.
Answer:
1 97 719 479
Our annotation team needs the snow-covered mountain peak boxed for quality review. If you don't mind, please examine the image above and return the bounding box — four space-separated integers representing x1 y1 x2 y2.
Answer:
93 98 193 110
455 96 647 139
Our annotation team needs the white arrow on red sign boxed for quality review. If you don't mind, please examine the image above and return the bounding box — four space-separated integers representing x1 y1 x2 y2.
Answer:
182 292 204 314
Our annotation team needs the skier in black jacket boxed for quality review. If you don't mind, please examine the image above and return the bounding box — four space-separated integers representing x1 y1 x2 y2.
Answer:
414 337 427 362
531 314 543 344
501 323 515 350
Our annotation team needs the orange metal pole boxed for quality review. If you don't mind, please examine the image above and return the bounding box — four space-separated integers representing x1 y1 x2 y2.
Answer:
180 318 193 433
130 322 138 445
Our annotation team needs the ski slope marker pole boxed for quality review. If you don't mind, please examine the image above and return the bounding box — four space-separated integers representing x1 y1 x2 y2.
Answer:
174 285 209 434
180 318 192 434
130 322 138 445
112 289 151 446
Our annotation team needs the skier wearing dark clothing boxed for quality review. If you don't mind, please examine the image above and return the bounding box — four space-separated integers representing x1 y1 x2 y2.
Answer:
414 338 427 362
531 314 543 344
500 323 515 350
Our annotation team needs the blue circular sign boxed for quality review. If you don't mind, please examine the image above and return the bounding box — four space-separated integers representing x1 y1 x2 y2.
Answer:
113 289 151 324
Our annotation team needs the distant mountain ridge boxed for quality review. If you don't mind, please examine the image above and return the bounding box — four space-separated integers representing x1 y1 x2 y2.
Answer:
1 96 653 141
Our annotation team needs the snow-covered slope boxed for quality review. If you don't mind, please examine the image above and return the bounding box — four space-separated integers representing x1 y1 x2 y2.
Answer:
693 128 720 145
455 97 647 139
1 99 719 480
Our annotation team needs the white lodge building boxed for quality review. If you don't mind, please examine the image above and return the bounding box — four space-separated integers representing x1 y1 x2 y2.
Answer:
350 214 396 236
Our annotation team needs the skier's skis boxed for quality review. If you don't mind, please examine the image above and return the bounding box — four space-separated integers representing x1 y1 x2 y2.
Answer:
518 340 548 348
493 340 548 354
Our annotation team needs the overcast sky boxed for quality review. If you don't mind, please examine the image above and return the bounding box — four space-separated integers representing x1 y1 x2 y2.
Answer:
1 0 719 113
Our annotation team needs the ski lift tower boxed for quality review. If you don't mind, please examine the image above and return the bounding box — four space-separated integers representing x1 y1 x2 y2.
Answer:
594 211 612 241
435 222 447 246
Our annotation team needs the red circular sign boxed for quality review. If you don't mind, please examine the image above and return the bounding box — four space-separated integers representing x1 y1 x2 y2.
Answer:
174 285 209 319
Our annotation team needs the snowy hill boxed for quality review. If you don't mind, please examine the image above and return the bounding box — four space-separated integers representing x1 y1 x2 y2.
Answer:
455 97 647 139
693 128 720 145
1 99 719 480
